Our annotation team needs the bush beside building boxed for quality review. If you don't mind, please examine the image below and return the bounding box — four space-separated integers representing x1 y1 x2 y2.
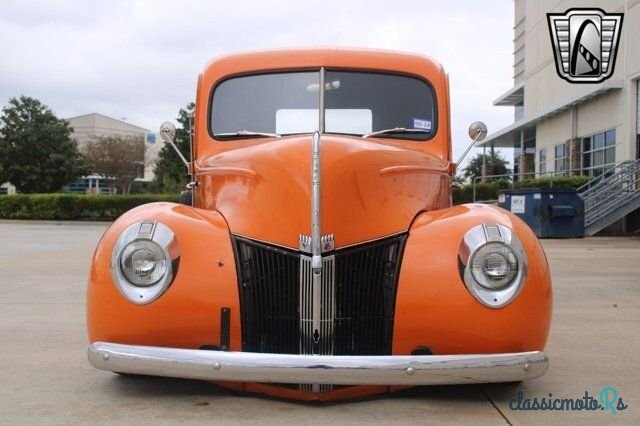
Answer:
452 175 589 205
0 194 179 221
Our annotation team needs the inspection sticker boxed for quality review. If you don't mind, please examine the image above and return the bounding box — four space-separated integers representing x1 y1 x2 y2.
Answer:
511 195 526 214
412 118 432 131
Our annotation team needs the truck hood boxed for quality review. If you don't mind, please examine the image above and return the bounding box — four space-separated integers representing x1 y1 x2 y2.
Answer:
196 134 449 249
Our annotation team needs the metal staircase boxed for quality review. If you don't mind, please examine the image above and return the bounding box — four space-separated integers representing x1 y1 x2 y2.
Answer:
578 159 640 236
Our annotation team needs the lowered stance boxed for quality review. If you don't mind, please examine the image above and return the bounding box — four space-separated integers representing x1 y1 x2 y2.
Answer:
87 48 552 401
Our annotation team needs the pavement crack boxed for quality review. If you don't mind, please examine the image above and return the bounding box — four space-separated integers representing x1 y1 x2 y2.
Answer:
479 385 512 425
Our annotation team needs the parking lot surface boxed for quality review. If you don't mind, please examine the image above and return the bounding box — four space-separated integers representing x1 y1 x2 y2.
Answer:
0 221 638 425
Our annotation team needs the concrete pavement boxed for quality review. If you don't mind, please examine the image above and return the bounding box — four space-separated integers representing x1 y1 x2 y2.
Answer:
0 221 638 425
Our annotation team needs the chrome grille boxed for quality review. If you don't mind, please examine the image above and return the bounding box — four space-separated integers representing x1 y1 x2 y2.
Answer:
299 255 335 355
232 237 299 354
232 234 406 358
334 235 406 355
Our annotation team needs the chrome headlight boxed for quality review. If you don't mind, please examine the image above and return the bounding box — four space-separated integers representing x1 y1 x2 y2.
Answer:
110 221 179 304
119 240 168 286
458 223 527 308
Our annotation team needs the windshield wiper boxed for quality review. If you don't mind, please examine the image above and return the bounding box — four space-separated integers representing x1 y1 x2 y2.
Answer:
362 127 430 138
215 130 281 138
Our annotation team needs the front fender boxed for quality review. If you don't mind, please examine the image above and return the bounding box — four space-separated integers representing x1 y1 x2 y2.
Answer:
393 204 552 355
87 203 241 351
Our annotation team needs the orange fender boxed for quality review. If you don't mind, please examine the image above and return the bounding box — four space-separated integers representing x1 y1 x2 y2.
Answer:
87 202 240 351
393 204 553 355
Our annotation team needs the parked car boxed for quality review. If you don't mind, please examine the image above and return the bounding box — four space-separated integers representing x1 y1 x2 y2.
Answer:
87 48 552 401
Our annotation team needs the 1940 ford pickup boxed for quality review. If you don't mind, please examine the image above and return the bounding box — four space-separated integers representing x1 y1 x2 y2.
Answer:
87 48 552 401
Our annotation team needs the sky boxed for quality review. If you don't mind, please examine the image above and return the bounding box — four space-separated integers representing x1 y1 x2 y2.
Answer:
0 0 515 164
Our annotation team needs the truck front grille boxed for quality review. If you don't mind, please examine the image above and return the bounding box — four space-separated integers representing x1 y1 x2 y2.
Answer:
232 234 406 356
232 237 300 354
333 236 405 355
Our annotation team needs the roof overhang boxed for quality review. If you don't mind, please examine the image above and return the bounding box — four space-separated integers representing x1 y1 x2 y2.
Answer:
493 82 525 106
480 80 623 148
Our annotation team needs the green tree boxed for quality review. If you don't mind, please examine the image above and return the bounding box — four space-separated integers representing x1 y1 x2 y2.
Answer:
83 135 146 195
152 103 194 193
461 151 512 181
0 96 88 193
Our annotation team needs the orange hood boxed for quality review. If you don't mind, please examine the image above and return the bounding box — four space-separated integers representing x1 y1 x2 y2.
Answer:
195 135 450 249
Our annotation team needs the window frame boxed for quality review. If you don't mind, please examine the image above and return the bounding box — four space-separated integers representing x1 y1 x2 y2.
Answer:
581 128 616 176
538 148 547 175
553 142 568 175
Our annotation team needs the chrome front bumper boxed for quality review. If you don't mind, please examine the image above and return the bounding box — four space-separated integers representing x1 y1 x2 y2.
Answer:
88 342 548 386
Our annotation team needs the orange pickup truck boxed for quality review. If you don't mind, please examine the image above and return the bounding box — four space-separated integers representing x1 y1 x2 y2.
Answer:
87 48 552 401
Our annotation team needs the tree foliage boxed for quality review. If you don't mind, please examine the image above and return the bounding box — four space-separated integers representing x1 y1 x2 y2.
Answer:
461 151 512 181
83 135 146 195
0 96 88 193
152 103 194 193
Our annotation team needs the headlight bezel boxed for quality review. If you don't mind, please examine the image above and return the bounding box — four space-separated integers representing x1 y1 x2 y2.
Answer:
119 239 168 287
110 221 180 305
458 223 528 308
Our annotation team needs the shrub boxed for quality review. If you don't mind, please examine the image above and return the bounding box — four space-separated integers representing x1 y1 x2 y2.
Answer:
453 175 590 205
513 175 589 189
0 194 180 220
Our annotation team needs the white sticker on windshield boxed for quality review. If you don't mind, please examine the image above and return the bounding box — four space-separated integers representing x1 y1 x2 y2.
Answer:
412 118 432 131
276 109 372 135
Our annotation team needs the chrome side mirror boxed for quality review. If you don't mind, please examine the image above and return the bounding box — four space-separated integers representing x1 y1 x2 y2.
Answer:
456 121 488 165
468 121 487 142
159 122 176 143
159 121 189 170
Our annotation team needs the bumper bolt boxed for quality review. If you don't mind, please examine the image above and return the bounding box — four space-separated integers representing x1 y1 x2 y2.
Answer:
102 353 109 361
524 363 531 371
213 362 221 370
406 367 415 375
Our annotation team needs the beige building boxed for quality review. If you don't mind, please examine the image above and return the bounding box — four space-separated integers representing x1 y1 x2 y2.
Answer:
67 113 166 192
482 0 640 233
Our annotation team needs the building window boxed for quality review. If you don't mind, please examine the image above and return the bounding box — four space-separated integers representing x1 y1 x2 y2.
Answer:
636 80 640 159
582 129 616 177
515 103 524 121
538 148 547 175
554 143 568 175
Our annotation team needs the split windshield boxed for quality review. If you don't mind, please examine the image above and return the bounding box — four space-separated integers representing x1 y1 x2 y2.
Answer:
211 70 436 140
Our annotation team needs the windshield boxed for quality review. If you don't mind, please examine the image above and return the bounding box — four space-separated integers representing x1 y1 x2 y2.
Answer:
210 70 436 140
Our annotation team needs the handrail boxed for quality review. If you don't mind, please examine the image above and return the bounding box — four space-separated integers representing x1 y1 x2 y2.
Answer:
583 174 637 209
580 159 640 228
585 184 639 226
586 187 637 223
582 160 640 202
577 160 638 195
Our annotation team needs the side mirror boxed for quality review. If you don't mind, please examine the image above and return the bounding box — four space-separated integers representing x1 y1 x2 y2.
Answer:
159 121 176 143
159 121 189 170
456 121 488 166
468 121 487 142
